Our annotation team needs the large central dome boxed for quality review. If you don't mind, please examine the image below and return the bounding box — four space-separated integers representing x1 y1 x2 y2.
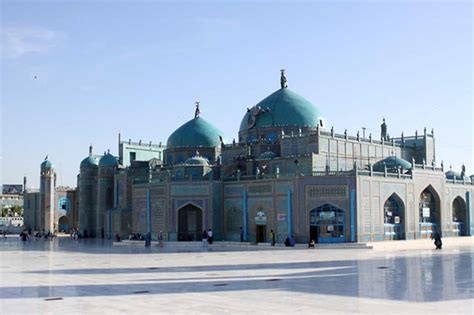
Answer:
167 117 224 149
239 88 323 132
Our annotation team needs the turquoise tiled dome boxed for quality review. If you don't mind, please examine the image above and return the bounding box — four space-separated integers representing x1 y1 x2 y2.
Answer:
257 151 277 160
239 88 323 132
80 156 99 169
185 156 209 165
445 170 470 181
373 156 412 172
40 159 54 171
167 117 224 149
99 152 118 167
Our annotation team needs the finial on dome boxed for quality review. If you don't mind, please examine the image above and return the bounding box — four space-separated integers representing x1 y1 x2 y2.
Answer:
194 101 201 118
280 69 288 89
89 144 93 156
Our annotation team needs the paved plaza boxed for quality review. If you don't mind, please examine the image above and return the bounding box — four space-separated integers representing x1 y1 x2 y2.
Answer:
0 237 473 314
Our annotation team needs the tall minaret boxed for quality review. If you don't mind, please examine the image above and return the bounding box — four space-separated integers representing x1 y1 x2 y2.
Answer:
39 156 55 233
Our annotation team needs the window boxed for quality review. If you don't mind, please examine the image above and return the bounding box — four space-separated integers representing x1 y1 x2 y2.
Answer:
130 152 136 162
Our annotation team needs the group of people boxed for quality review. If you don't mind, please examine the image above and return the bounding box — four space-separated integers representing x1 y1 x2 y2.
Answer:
144 231 164 247
201 229 213 247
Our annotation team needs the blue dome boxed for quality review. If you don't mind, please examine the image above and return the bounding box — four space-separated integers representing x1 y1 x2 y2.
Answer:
80 156 99 169
445 170 470 181
40 159 54 171
185 156 209 165
167 117 224 149
99 152 118 167
239 88 323 132
373 156 412 172
257 151 277 160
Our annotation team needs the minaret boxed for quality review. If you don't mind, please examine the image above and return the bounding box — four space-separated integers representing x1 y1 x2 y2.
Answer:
79 145 99 237
23 176 27 193
96 150 117 238
39 156 55 233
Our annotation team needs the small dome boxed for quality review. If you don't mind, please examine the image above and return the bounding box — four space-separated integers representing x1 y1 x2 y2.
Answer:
185 155 209 165
41 159 54 171
167 117 224 149
80 156 99 169
445 170 470 181
99 152 118 167
239 88 323 132
257 151 277 160
373 156 412 172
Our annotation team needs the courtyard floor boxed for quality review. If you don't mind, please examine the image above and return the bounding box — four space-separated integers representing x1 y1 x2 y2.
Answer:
0 237 473 314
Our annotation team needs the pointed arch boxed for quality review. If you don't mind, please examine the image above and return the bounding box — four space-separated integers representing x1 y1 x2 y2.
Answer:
177 203 203 242
452 196 468 236
383 193 406 240
419 185 441 238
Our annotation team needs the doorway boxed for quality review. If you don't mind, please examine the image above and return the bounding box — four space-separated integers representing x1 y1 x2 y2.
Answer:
178 204 203 241
256 225 266 243
58 216 69 233
309 204 345 243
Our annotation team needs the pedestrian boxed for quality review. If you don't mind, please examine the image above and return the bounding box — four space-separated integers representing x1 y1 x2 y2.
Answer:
207 229 213 245
270 229 276 246
202 230 208 248
145 232 151 247
158 230 163 248
240 227 244 242
434 232 442 250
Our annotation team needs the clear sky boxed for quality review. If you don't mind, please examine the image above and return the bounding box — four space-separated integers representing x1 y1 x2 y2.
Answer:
1 0 472 189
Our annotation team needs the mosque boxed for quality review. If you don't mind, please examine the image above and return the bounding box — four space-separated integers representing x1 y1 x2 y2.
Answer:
24 71 474 244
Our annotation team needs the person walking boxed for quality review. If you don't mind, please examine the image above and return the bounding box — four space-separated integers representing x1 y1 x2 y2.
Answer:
145 232 151 247
158 230 163 248
202 230 208 249
207 229 213 245
270 229 276 246
433 232 442 250
240 227 244 242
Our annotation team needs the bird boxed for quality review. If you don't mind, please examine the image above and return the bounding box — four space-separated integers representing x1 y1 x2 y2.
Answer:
34 76 37 79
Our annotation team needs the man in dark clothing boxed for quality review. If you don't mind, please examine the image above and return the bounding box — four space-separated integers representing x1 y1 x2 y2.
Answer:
270 230 276 246
240 227 244 242
434 233 442 249
145 232 151 247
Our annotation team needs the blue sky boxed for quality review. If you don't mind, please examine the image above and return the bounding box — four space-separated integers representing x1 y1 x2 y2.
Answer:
1 0 472 188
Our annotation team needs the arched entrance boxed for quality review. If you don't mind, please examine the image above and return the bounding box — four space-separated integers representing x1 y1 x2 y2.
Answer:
452 197 467 236
383 194 405 240
178 204 203 241
58 216 69 233
309 204 345 244
419 186 441 238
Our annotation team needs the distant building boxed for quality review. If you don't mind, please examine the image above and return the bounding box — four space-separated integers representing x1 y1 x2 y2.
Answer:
23 160 78 233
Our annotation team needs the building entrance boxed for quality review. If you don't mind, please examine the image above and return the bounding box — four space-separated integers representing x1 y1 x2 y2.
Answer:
58 216 69 233
178 204 202 241
256 225 266 243
309 204 345 243
419 186 441 239
383 194 405 240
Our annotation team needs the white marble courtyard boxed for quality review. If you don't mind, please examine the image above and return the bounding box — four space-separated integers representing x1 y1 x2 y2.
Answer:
0 237 473 314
